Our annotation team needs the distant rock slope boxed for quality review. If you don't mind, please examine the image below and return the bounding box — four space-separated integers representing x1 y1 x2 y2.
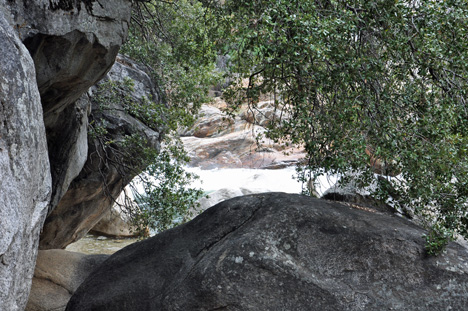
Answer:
181 100 306 169
67 193 468 311
0 9 51 311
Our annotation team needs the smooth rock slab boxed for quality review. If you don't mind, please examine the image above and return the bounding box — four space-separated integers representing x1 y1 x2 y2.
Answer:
67 193 468 311
26 250 109 311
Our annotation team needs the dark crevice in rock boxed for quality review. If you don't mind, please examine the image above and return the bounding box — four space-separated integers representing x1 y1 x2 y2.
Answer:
194 196 265 258
48 0 99 14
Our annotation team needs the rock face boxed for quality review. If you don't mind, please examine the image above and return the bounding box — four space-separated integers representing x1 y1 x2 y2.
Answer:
67 193 468 311
3 0 132 213
26 250 109 311
0 10 51 311
1 1 137 308
6 0 131 113
40 56 161 249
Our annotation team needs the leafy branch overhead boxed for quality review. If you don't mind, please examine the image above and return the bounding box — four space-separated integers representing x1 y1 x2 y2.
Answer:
205 0 468 254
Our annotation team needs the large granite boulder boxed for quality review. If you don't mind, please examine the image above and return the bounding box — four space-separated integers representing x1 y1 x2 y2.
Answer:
3 0 132 213
67 193 468 311
26 250 109 311
39 56 161 249
0 10 51 311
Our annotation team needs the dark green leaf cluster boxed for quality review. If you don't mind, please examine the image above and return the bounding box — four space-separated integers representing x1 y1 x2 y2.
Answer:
129 140 204 234
210 0 468 254
122 0 221 131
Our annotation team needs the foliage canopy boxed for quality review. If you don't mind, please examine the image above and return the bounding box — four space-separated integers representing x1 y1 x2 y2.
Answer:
204 0 468 254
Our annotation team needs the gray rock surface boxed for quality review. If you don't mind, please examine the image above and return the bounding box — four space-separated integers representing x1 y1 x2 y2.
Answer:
3 0 132 214
0 10 51 311
40 56 161 249
197 187 275 214
46 96 91 211
67 193 468 311
4 0 131 114
26 250 109 311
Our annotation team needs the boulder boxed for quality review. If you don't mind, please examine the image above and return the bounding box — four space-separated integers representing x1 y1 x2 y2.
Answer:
182 104 235 138
239 100 285 127
0 9 52 311
4 0 131 114
197 188 245 212
67 193 468 311
321 176 396 214
26 250 109 311
198 186 287 214
181 100 306 169
320 174 414 218
39 56 161 249
91 208 136 238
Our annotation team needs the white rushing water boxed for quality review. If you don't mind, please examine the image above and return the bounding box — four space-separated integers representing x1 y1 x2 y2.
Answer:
185 166 338 196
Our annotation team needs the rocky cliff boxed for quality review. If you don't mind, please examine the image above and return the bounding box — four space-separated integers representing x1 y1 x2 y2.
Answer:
6 0 132 213
0 1 146 309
